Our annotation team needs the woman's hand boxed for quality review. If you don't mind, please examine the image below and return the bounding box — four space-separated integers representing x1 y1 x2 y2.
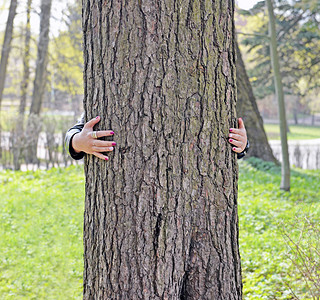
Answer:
229 118 247 153
72 116 116 161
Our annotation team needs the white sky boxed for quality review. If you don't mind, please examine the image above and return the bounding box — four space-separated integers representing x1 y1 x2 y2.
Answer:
0 0 260 37
237 0 260 10
0 0 70 37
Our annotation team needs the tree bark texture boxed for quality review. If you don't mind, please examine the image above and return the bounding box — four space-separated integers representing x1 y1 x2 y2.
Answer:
0 0 17 108
236 41 277 163
83 1 242 299
19 0 32 116
29 0 52 115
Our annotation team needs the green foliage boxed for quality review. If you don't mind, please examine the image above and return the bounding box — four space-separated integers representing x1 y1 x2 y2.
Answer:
50 1 83 97
0 161 319 298
238 0 320 102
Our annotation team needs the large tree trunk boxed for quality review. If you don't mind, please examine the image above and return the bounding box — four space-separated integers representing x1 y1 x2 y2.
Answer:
0 0 17 108
29 0 52 116
19 0 32 117
83 1 242 299
236 41 277 163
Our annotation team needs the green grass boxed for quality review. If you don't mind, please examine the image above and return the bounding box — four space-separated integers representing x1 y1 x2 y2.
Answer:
0 165 85 299
0 161 319 299
239 158 320 299
264 123 320 140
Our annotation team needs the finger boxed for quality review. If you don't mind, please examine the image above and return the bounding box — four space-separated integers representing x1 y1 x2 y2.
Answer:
229 128 243 135
92 146 114 152
232 146 242 153
96 130 115 138
92 151 109 161
228 133 242 140
84 116 100 129
92 140 116 147
238 118 246 130
229 138 243 148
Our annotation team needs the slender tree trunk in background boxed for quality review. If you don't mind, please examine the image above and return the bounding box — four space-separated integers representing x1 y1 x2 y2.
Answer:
293 110 298 124
286 119 290 133
12 0 32 170
293 98 299 125
266 0 290 191
29 0 52 116
0 0 17 108
236 41 277 163
26 0 52 164
83 0 242 299
19 0 32 117
0 0 17 159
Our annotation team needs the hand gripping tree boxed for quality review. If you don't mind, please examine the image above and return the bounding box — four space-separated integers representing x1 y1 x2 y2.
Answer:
82 1 242 298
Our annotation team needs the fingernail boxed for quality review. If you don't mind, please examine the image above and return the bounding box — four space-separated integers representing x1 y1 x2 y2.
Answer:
229 129 233 132
109 147 114 151
229 139 233 142
105 157 108 161
96 116 99 119
233 147 236 151
112 142 117 146
110 131 114 135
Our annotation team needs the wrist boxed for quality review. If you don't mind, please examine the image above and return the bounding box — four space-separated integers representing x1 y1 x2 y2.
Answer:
71 133 82 153
241 140 250 154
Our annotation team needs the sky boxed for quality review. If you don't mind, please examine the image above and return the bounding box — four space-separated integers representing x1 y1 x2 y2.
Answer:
0 0 260 37
0 0 69 36
237 0 260 10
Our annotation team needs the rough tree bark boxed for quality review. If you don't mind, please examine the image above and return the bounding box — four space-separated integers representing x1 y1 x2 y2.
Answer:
19 0 32 117
29 0 52 116
236 41 277 163
0 0 17 108
83 1 242 299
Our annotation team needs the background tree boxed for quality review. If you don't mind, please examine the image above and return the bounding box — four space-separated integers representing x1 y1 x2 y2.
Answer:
0 0 17 159
29 0 52 116
19 0 32 117
26 0 52 163
83 0 242 298
238 0 320 123
0 0 17 109
267 0 290 191
236 40 277 163
50 1 83 117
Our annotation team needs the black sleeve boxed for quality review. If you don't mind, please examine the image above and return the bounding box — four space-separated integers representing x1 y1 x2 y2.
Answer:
64 114 85 160
237 140 250 160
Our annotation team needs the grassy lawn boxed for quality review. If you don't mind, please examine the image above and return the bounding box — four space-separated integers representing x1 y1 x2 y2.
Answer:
264 123 320 140
239 158 320 299
0 161 319 299
0 166 84 299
